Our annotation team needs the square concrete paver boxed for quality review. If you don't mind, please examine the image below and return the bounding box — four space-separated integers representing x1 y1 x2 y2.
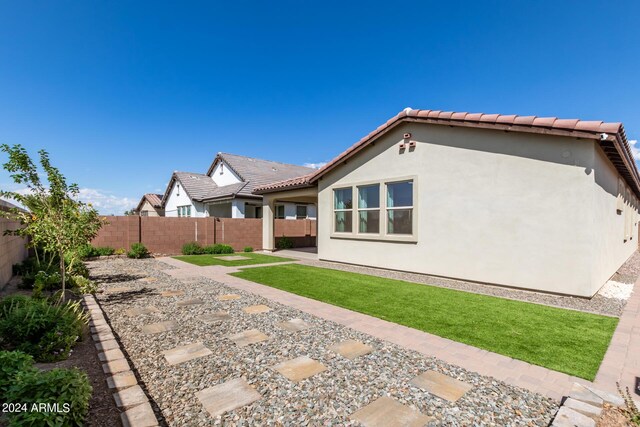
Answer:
217 294 241 301
162 342 213 365
243 304 271 314
95 339 120 352
228 329 269 347
277 318 311 332
103 358 131 375
125 306 160 317
197 378 261 417
121 402 157 427
107 371 138 389
142 320 177 334
177 298 204 307
410 370 473 402
113 384 148 408
350 396 433 427
217 255 250 261
329 340 373 360
199 312 231 323
273 356 327 382
161 290 184 297
106 287 132 294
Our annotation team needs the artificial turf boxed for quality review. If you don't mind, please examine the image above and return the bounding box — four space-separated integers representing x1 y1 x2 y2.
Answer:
173 252 293 267
231 263 618 380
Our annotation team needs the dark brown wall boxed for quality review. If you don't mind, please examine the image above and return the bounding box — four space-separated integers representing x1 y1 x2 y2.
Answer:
92 217 315 254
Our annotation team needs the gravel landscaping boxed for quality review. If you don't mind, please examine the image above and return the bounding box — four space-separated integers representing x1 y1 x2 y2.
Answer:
299 250 640 317
88 257 558 426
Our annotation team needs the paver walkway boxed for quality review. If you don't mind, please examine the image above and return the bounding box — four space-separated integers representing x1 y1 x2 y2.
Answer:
159 256 638 402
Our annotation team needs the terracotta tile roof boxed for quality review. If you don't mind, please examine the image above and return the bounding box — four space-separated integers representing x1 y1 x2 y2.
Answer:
255 107 640 197
145 194 163 207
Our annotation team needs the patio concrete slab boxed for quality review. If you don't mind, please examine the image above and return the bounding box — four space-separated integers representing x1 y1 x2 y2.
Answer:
142 320 177 334
198 311 231 323
160 290 184 297
243 304 271 314
196 378 261 417
107 371 138 390
349 396 433 427
125 306 160 316
329 339 373 360
217 255 250 261
99 348 125 362
410 370 473 402
103 358 131 375
277 318 311 332
120 402 157 427
217 294 241 301
113 384 148 408
176 298 204 307
273 356 327 382
228 329 269 347
162 342 212 365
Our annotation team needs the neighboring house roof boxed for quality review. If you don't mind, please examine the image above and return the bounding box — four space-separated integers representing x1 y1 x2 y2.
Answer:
135 193 164 212
161 153 315 205
203 152 315 200
255 107 640 197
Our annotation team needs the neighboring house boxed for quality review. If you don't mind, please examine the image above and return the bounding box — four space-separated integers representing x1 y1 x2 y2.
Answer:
135 193 165 216
255 107 640 297
162 152 317 219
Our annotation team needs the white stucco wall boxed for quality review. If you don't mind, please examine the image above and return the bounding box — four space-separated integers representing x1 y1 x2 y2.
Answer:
317 122 633 297
164 180 206 217
209 160 242 186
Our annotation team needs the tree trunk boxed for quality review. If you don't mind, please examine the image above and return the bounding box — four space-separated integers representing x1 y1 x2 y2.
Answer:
60 252 66 302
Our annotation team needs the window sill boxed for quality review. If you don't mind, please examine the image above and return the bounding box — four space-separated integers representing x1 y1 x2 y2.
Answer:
330 233 417 243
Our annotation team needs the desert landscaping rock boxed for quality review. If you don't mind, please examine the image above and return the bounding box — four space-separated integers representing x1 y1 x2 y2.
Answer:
196 378 261 417
99 348 125 362
242 304 271 314
142 320 177 334
121 402 158 427
162 342 213 365
107 371 138 389
125 306 160 316
176 298 204 307
228 329 269 347
350 396 434 427
329 339 374 360
273 355 327 382
198 311 231 323
87 257 559 426
103 358 131 375
217 294 241 301
277 318 311 332
113 384 148 408
160 290 184 297
410 370 474 402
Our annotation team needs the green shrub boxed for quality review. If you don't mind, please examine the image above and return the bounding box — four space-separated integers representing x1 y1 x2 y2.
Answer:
217 244 234 254
32 270 62 299
203 244 234 254
114 248 126 255
0 297 88 362
0 351 36 398
95 246 115 256
5 368 92 426
182 242 204 255
127 243 149 259
69 275 97 295
13 258 60 289
202 244 217 254
243 246 254 253
276 236 294 250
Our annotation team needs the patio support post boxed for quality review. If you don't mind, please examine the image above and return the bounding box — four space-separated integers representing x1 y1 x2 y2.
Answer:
262 195 275 251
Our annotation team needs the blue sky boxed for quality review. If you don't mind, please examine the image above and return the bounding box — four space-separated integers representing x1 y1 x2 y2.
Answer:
1 1 639 213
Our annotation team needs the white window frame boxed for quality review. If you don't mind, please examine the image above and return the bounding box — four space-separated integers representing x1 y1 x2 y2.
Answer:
177 205 192 217
357 183 381 234
330 175 417 242
386 180 414 236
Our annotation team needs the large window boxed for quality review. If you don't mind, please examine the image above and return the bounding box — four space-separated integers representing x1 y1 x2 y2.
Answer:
177 205 192 217
358 184 380 233
296 205 308 219
387 181 413 234
334 187 353 232
275 204 285 219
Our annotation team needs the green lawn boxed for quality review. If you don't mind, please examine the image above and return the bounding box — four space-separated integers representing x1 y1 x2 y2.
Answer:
174 252 293 267
231 264 618 380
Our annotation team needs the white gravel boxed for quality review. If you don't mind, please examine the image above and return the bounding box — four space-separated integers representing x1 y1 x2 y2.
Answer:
88 257 558 426
597 280 634 300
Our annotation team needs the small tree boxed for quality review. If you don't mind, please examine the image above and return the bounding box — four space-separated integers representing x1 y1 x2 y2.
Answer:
0 144 104 300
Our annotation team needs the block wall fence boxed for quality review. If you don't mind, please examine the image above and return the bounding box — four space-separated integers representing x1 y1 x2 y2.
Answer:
92 216 316 254
0 202 29 286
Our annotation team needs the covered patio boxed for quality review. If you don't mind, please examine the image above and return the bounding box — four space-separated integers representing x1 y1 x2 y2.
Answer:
260 186 318 251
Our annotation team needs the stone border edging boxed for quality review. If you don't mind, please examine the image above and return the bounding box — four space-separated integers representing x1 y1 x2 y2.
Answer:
82 294 159 427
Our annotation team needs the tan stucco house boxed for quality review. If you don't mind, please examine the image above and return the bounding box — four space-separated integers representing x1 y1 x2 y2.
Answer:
255 108 640 297
135 193 165 216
